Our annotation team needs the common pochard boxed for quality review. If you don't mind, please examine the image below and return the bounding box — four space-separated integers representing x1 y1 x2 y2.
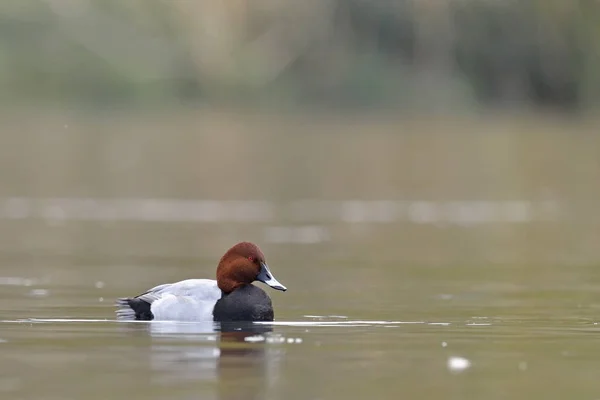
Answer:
116 242 286 322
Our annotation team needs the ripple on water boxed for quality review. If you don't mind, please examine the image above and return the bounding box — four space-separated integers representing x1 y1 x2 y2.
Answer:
243 335 303 344
28 289 49 297
2 318 467 329
258 320 430 327
0 277 34 287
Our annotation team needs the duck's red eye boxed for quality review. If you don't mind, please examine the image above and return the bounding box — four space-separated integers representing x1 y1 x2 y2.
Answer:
248 256 254 262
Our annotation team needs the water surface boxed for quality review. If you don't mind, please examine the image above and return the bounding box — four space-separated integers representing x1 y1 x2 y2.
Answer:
2 111 600 399
1 261 599 400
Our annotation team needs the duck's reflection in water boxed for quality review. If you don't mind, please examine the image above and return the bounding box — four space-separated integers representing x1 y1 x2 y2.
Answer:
140 321 284 400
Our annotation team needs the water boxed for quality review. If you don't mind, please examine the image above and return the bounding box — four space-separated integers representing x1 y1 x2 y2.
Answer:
1 261 600 400
1 110 599 398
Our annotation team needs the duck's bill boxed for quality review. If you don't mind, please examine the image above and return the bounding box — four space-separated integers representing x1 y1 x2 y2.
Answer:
257 262 287 291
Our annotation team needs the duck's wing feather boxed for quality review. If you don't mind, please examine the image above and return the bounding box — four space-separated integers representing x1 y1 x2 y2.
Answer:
132 283 173 304
116 279 222 321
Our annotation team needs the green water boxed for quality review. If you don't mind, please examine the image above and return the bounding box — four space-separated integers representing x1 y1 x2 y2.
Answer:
1 110 600 399
1 260 600 400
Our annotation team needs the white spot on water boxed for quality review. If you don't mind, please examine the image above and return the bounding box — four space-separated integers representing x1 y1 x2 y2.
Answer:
28 289 49 297
258 336 303 344
447 356 471 372
266 336 285 344
260 336 302 344
244 335 265 343
98 297 104 302
442 341 448 348
0 338 6 343
95 281 105 289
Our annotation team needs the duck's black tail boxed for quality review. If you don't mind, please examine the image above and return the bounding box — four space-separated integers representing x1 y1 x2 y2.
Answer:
115 298 154 321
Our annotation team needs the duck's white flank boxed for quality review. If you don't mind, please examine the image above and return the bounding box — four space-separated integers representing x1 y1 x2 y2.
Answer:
116 279 222 322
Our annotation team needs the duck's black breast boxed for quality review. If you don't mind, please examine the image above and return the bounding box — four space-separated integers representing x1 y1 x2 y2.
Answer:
212 284 274 322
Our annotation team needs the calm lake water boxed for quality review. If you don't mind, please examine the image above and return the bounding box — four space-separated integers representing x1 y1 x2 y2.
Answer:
1 259 600 400
1 110 600 398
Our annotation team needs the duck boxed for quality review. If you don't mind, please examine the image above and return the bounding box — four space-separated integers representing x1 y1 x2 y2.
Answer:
115 242 287 322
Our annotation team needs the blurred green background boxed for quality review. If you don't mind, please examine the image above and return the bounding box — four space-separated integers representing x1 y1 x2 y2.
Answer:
1 0 599 109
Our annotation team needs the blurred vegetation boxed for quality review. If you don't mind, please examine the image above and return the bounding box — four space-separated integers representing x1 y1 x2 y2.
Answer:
0 0 598 111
